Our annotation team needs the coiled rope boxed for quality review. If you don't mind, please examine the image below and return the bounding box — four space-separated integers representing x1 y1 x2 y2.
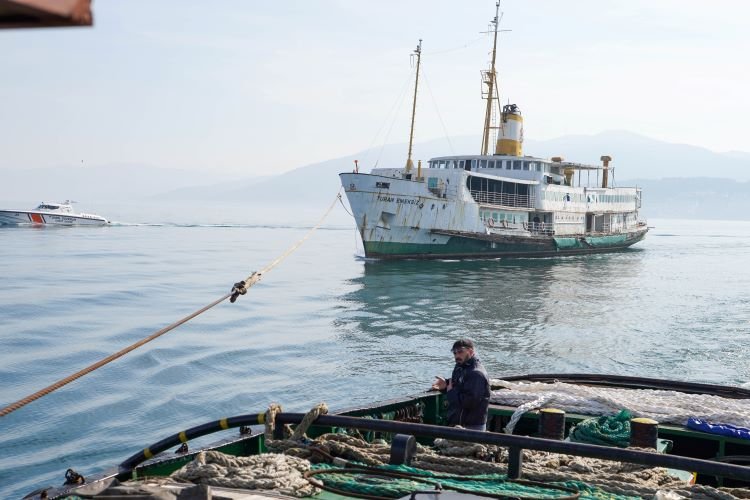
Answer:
0 192 343 418
492 380 750 434
166 404 750 499
171 450 318 498
568 410 632 448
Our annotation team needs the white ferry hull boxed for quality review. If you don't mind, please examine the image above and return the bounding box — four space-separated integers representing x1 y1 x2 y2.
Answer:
0 210 108 226
340 171 647 259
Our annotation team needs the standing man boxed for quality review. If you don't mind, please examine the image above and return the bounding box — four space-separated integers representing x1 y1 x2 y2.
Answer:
432 339 490 431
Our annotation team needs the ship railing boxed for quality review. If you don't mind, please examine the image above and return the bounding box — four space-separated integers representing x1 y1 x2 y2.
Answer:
115 410 750 485
470 190 533 208
523 221 555 235
269 413 750 484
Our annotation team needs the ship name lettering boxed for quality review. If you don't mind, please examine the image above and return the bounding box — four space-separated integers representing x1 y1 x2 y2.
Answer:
378 195 422 206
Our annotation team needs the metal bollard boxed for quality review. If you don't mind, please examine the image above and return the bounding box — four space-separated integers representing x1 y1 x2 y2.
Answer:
538 408 566 440
630 417 659 449
389 434 417 465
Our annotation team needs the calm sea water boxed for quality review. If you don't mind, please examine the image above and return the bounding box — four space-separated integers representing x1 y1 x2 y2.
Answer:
1 200 749 498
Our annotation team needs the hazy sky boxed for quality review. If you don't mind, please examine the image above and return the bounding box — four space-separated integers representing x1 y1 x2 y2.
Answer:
1 0 748 176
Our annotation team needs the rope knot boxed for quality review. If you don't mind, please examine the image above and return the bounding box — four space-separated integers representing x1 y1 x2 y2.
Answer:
64 468 85 485
264 403 283 441
291 403 328 441
230 280 247 303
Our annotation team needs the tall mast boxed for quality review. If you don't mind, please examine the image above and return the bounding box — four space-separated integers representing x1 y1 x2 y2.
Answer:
405 39 422 172
481 2 501 156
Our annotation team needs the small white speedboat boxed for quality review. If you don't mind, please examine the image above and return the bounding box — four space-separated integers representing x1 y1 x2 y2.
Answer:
0 200 109 226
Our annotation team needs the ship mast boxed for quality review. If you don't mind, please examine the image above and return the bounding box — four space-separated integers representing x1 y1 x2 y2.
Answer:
405 39 422 172
481 2 501 156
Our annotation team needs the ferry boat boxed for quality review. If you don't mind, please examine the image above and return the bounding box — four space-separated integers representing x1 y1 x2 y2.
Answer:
0 200 109 226
340 6 647 259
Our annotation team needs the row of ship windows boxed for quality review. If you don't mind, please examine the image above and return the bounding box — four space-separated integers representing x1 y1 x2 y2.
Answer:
479 210 521 223
554 214 585 223
429 159 547 172
542 192 636 204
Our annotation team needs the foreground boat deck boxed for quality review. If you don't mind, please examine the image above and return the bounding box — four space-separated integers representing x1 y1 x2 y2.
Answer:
26 376 750 499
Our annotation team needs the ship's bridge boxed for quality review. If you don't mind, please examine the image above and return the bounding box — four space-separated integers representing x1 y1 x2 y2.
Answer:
428 155 606 176
428 155 550 174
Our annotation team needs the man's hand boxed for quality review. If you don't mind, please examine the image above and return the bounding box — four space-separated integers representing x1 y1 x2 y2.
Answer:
432 376 448 391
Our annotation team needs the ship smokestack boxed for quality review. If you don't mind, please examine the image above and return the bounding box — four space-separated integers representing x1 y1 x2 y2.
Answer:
496 104 523 156
601 155 611 188
564 168 574 186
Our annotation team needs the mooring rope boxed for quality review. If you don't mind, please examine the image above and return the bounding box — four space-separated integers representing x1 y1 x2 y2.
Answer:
0 192 344 418
171 450 318 498
160 403 750 499
491 380 750 434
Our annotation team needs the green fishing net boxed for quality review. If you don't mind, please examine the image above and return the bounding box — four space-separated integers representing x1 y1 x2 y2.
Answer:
309 462 640 499
568 409 632 448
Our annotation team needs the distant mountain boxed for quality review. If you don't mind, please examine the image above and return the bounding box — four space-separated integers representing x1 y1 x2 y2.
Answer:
524 130 750 181
152 175 272 201
206 131 750 206
2 132 749 221
723 150 750 162
172 135 479 205
0 163 245 204
627 177 750 221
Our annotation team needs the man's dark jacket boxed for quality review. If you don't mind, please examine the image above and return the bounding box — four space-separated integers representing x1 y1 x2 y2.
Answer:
444 356 490 427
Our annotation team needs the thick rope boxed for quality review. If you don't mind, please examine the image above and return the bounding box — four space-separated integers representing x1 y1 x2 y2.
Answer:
492 380 750 434
164 402 750 499
252 193 342 278
0 294 228 418
170 450 318 497
171 440 750 498
291 402 329 441
264 403 283 442
0 192 343 418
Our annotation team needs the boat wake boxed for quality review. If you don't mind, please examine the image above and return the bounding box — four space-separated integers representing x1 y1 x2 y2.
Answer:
107 222 350 230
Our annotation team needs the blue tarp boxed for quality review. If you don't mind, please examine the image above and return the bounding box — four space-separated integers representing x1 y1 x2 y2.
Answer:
687 418 750 441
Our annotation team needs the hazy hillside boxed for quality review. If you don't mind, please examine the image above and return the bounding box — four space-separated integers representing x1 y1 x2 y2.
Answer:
524 131 750 181
202 131 750 209
2 132 749 222
628 177 750 221
0 163 246 204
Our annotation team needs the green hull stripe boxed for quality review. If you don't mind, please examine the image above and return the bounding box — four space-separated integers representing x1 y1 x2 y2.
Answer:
364 232 645 258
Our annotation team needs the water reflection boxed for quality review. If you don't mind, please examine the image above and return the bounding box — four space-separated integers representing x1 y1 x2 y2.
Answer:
335 251 646 378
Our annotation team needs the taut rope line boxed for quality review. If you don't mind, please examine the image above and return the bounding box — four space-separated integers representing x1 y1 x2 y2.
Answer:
0 192 344 418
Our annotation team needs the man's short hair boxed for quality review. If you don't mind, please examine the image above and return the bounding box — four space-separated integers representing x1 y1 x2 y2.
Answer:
452 338 475 351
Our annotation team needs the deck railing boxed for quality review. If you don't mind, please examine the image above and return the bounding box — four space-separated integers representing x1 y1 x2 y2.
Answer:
272 413 750 483
523 221 555 235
